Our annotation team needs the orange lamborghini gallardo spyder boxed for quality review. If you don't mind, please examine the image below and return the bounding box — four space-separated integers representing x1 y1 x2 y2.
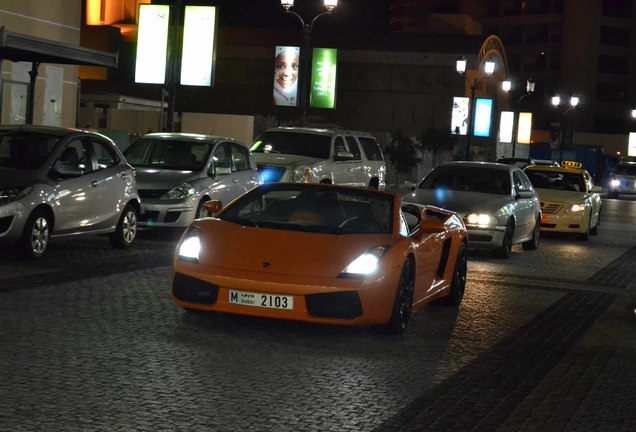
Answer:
172 183 468 333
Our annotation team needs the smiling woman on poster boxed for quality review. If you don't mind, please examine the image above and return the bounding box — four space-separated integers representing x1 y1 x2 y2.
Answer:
273 46 300 106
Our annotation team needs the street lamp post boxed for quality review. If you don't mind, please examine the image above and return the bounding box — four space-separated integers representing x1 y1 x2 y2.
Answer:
281 0 337 127
502 77 535 157
551 94 580 163
456 57 495 161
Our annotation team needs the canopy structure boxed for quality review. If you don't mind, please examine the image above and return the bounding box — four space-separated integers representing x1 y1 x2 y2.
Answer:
0 26 118 123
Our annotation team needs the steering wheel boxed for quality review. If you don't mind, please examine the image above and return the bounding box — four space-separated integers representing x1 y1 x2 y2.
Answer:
339 216 361 229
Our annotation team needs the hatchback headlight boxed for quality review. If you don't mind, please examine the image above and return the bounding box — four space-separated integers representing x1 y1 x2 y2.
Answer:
0 186 32 204
290 166 312 183
340 246 389 278
178 227 201 263
466 213 491 226
162 183 196 200
610 179 620 187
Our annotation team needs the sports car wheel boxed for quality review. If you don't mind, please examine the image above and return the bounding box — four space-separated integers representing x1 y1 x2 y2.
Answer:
109 204 138 248
440 242 467 306
21 209 51 259
522 217 540 250
382 260 415 334
494 220 514 259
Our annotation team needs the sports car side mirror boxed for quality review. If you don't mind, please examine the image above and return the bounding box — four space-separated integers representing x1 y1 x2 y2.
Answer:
202 200 222 216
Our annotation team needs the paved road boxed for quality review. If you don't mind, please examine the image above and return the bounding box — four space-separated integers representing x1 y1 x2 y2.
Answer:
1 198 635 431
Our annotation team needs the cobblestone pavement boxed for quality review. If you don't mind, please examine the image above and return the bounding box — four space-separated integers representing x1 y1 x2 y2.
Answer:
0 199 635 432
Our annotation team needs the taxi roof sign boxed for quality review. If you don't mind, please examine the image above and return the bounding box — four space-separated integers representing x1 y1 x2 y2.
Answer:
561 160 582 169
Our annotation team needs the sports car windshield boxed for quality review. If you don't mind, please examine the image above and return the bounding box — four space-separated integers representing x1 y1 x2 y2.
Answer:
219 184 394 235
250 132 331 159
419 166 511 195
124 139 212 171
0 132 59 169
525 170 586 192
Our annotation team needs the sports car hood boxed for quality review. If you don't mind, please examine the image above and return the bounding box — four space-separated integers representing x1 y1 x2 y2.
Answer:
192 219 396 278
134 167 199 188
402 189 513 216
535 188 586 202
251 152 321 168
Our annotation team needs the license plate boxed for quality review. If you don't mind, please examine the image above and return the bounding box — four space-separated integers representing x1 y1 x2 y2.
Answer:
228 290 293 310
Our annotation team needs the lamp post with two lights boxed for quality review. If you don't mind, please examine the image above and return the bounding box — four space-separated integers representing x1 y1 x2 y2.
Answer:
551 94 580 163
501 77 535 157
280 0 337 127
456 57 496 161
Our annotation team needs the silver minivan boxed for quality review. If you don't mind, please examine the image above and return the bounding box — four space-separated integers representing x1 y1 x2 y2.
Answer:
123 133 259 228
0 125 140 258
250 127 386 189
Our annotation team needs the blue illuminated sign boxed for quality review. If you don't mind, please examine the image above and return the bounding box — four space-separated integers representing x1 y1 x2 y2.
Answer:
473 98 493 137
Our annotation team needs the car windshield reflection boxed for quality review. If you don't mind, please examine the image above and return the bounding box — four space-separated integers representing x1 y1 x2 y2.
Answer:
218 184 394 235
124 139 212 171
0 132 59 170
419 166 511 195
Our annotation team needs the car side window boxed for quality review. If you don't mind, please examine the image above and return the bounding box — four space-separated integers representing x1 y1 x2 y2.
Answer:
514 170 533 192
57 139 89 173
230 143 250 171
358 136 384 161
213 143 232 171
345 136 362 160
91 139 120 170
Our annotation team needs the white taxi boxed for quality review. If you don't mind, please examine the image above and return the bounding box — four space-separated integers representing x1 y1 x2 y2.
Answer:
524 161 602 240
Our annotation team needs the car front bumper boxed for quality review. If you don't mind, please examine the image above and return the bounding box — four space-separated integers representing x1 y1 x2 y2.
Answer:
139 197 198 228
0 200 30 246
465 224 507 250
171 261 402 326
540 212 587 234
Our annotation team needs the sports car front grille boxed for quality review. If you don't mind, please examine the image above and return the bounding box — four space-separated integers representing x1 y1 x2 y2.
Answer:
172 273 219 305
541 203 564 214
306 291 362 319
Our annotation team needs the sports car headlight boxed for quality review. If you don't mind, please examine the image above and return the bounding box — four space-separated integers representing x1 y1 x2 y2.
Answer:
466 213 491 226
162 183 196 200
610 179 619 187
567 203 585 212
178 227 201 263
340 246 389 278
290 166 312 183
0 186 32 204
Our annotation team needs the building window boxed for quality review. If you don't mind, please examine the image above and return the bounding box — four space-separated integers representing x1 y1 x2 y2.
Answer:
597 55 629 75
595 82 627 102
600 26 631 47
602 0 632 17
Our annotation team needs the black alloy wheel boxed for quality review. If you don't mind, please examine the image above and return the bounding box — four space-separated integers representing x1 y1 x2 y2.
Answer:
381 260 415 334
440 242 467 306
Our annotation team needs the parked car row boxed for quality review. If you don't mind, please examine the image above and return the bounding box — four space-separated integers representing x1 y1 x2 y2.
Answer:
0 125 387 258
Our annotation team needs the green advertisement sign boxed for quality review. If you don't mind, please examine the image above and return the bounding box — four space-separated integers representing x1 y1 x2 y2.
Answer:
310 48 337 109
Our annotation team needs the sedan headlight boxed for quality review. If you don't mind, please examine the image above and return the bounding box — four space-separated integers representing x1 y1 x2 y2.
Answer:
567 203 585 213
0 186 32 204
290 166 312 183
340 246 389 278
610 179 620 187
466 213 492 226
178 227 201 263
162 183 196 200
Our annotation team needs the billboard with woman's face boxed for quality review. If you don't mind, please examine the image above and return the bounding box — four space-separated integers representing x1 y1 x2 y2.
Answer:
273 46 300 107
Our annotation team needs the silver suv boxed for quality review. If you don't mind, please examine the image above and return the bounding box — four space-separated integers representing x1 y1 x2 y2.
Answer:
123 133 258 227
250 127 386 189
608 162 636 199
0 125 140 258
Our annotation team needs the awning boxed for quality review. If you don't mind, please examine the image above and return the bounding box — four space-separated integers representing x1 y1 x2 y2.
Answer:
0 26 118 68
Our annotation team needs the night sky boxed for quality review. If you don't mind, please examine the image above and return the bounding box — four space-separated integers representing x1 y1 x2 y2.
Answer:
213 0 392 32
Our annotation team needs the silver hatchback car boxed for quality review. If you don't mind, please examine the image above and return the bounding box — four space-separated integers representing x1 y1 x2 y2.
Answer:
123 133 259 228
0 125 140 258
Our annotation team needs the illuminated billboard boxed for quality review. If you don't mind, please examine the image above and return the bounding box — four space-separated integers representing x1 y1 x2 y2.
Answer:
181 6 217 86
135 4 170 84
310 48 337 109
451 97 469 135
499 111 514 143
629 132 636 157
473 98 493 137
517 112 533 144
273 46 300 107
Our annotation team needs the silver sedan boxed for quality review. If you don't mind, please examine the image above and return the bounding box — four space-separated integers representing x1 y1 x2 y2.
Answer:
402 161 541 258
